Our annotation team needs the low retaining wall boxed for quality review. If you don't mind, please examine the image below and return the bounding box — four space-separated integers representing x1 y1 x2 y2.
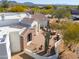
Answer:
25 48 58 59
25 38 63 59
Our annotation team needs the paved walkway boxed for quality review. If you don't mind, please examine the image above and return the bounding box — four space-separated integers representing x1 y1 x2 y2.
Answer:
11 51 34 59
25 49 58 59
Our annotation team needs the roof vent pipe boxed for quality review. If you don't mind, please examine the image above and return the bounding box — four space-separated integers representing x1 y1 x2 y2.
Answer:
1 14 5 21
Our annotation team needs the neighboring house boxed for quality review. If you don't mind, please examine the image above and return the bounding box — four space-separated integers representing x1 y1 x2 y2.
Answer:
71 9 79 21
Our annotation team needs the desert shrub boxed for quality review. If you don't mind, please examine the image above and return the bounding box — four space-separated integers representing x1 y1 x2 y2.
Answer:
50 21 79 46
63 22 79 45
9 5 26 12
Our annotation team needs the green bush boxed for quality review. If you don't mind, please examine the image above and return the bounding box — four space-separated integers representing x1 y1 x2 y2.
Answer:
50 21 79 45
0 7 5 12
44 5 55 9
31 6 54 14
53 9 71 19
63 22 79 45
9 5 26 12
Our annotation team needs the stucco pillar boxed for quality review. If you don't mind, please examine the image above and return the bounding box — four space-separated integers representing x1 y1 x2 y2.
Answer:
35 25 38 35
1 14 4 21
38 24 40 32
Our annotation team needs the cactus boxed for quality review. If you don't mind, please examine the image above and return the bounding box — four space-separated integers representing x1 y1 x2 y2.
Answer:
44 20 52 53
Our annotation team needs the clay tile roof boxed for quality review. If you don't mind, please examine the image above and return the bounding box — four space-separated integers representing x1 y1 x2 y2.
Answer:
21 18 34 24
32 13 48 21
21 13 48 25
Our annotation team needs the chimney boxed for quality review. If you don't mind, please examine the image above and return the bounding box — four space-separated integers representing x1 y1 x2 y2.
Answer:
27 13 32 18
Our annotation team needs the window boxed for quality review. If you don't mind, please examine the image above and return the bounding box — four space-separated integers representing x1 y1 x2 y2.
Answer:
27 33 32 42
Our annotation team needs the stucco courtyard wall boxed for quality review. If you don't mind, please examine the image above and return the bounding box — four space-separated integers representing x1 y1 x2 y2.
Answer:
0 19 19 26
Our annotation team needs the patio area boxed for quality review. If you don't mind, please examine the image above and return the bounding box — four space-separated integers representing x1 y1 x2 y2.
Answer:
12 51 34 59
12 29 59 59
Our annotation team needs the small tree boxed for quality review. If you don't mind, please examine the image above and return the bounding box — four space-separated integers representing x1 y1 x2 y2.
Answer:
0 7 5 12
63 22 79 45
1 0 9 8
77 6 79 10
44 5 55 10
53 9 71 22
